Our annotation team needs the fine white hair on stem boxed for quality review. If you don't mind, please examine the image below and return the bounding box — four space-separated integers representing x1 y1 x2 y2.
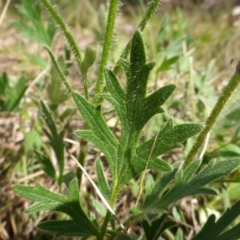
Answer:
71 155 126 233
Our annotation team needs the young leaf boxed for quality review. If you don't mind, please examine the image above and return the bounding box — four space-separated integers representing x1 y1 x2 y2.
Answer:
142 162 182 209
96 158 110 200
141 214 176 240
193 200 240 240
15 0 55 46
145 174 155 196
38 220 91 237
13 179 100 237
47 56 69 105
0 73 27 112
34 151 56 179
40 101 65 184
152 159 240 209
80 47 96 77
117 157 172 189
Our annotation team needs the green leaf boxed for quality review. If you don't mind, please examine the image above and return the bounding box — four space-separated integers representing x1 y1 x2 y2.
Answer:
13 179 99 237
102 31 200 189
80 47 96 76
104 69 127 131
175 228 184 240
38 220 91 237
26 53 47 69
153 159 240 209
34 151 56 179
142 162 182 209
47 56 69 105
73 92 118 169
40 101 65 184
75 130 114 163
40 101 58 137
117 157 172 189
62 171 76 187
96 158 110 200
15 0 56 46
137 119 203 161
193 200 240 240
91 198 107 217
145 174 154 196
180 159 201 183
157 56 179 71
141 214 176 240
24 130 42 152
136 84 175 131
0 73 27 112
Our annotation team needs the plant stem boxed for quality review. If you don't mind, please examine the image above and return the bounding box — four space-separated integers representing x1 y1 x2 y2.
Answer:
44 47 72 95
76 138 88 187
94 0 119 105
184 61 240 167
99 189 118 239
40 0 90 99
113 0 162 75
100 211 111 240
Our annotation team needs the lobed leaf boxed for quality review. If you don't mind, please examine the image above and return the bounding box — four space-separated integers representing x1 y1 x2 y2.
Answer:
193 200 240 240
137 119 203 161
117 157 172 189
142 162 182 209
152 159 240 209
141 214 176 240
73 92 118 149
13 179 99 237
75 130 116 166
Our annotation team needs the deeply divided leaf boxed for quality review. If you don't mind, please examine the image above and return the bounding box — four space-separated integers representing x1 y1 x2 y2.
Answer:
193 200 240 240
142 159 240 210
13 179 99 237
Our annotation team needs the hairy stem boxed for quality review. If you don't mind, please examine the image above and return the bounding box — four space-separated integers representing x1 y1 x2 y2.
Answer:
94 0 119 105
113 0 162 75
40 0 91 99
185 61 240 167
99 188 119 239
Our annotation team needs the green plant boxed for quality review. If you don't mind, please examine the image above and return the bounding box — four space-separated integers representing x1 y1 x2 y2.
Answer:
0 72 27 112
34 101 65 187
13 0 240 239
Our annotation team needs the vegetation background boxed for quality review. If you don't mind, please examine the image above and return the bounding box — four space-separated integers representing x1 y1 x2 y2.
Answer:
1 0 240 239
